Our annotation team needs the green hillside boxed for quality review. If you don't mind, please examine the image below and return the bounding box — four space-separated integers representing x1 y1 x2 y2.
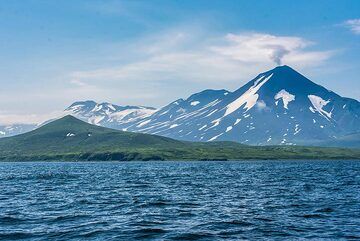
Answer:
0 115 358 161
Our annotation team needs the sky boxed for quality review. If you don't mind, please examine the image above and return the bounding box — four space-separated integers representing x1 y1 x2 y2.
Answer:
0 0 359 124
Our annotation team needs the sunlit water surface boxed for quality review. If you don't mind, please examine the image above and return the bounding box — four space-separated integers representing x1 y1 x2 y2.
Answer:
0 160 359 240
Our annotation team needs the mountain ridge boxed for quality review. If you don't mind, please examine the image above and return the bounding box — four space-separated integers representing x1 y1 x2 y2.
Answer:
0 115 358 161
1 65 359 148
120 65 360 147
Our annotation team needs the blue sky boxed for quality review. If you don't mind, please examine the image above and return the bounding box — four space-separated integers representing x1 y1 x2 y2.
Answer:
0 0 359 124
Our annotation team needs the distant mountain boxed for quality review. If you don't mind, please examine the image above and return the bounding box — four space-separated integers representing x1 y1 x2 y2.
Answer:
0 115 358 161
124 65 360 147
64 100 157 129
1 66 359 148
0 124 36 138
0 101 156 138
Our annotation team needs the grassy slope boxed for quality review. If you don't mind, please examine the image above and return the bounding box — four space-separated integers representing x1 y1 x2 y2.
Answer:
0 116 359 161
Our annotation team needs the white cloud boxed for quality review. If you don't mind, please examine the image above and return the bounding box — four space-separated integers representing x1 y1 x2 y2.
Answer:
211 33 333 66
255 100 269 111
343 19 360 34
71 31 334 90
70 79 93 87
0 111 64 125
1 30 336 124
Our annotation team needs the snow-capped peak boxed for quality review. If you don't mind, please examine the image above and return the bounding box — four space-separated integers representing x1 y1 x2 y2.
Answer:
2 65 359 148
121 65 359 147
64 100 157 127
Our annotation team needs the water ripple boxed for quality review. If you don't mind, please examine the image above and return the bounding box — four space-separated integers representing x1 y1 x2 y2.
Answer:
0 160 359 240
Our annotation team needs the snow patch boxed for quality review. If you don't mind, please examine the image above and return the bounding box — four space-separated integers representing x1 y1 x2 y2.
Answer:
234 119 241 125
308 95 332 120
294 124 301 135
205 109 217 117
107 104 116 111
159 110 170 116
137 119 151 127
199 125 207 131
274 89 295 109
224 73 273 117
91 104 103 112
190 101 200 106
208 133 223 141
110 108 156 123
209 118 221 129
89 115 105 125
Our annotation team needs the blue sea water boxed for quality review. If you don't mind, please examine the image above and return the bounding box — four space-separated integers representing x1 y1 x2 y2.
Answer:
0 160 359 240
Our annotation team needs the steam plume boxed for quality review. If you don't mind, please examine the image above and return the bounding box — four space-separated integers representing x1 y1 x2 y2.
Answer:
269 45 290 65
